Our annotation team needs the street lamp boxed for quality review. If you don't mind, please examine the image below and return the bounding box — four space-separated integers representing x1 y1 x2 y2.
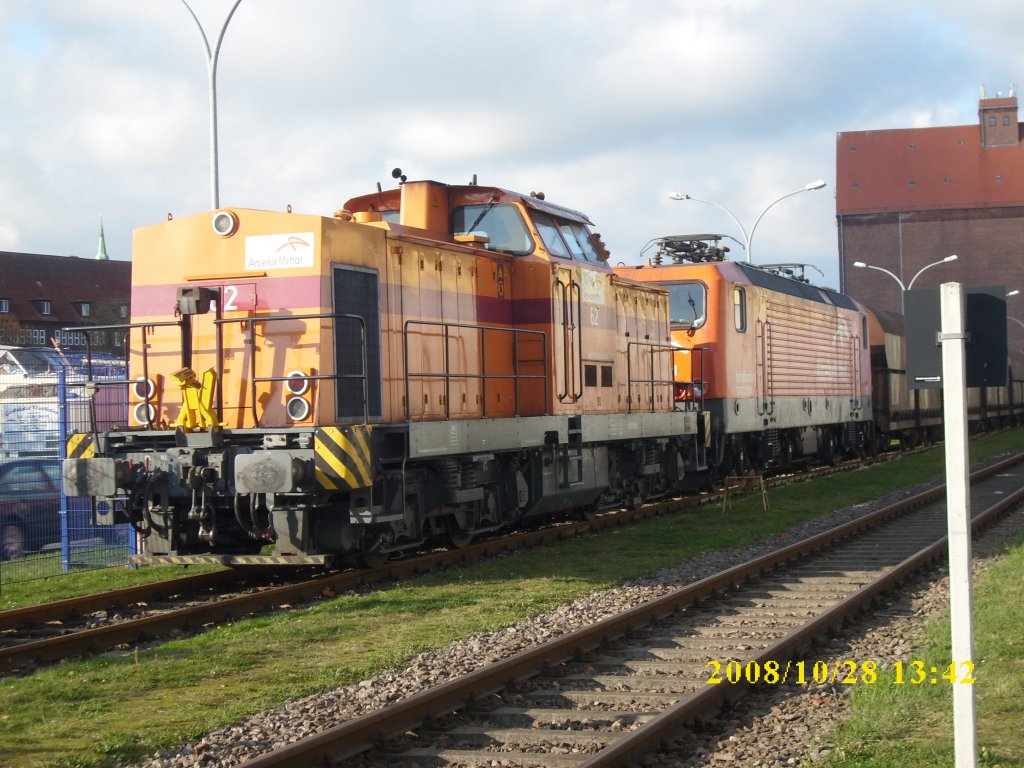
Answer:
852 254 958 311
668 179 826 263
666 193 749 255
179 0 245 210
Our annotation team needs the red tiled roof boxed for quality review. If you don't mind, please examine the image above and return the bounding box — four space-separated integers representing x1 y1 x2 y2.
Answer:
836 121 1024 215
0 252 130 323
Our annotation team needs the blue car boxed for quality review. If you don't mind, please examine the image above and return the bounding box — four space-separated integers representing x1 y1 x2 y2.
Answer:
0 458 62 560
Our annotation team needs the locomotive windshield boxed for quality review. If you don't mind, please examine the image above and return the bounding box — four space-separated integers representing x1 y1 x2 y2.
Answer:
452 203 533 255
531 212 604 262
667 282 707 329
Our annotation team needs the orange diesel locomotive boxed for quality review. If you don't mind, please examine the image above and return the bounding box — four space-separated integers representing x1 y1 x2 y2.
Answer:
615 236 873 473
63 177 704 565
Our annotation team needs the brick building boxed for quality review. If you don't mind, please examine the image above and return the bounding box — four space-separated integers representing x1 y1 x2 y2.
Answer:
0 233 131 352
836 87 1024 348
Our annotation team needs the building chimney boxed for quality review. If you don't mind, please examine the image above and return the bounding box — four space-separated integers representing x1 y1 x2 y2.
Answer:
979 85 1020 148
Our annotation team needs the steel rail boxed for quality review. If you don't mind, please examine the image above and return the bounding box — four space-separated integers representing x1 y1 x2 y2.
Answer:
236 453 1024 768
581 479 1024 766
0 447 993 673
0 568 251 633
0 456 726 670
0 507 653 672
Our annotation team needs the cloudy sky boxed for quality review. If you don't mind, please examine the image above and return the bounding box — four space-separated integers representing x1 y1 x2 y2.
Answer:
1 0 1021 289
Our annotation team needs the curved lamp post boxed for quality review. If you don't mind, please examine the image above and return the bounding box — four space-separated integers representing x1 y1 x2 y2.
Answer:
669 179 826 263
179 0 244 210
852 254 958 311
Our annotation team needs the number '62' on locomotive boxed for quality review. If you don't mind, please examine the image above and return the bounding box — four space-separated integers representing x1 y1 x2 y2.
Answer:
63 178 704 565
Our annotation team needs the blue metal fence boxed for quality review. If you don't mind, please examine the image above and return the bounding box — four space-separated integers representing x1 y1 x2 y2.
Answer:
0 348 134 586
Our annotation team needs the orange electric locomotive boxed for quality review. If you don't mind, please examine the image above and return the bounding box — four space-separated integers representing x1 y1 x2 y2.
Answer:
63 176 704 565
615 235 1024 473
615 235 874 474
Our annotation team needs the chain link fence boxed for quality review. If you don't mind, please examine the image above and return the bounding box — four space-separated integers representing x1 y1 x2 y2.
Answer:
0 347 134 587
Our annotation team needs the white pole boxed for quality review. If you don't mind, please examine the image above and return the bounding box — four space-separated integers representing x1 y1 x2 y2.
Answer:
940 282 977 768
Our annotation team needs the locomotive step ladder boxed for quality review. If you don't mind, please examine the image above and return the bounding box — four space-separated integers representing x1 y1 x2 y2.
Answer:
692 440 708 473
560 415 585 488
688 409 710 473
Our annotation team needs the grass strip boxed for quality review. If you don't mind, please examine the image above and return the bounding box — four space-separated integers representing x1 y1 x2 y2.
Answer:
0 563 226 612
0 430 1020 767
821 531 1024 767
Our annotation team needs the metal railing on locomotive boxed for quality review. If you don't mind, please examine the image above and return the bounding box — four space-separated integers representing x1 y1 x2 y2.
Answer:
71 312 371 430
625 341 706 413
72 314 546 430
215 312 370 427
70 312 377 548
402 320 549 420
70 321 180 433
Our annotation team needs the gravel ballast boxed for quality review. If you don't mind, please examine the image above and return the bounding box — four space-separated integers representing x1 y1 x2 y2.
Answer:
130 460 1024 768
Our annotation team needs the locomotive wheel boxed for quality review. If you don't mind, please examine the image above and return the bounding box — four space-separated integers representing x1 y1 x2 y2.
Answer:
444 530 475 550
360 549 389 569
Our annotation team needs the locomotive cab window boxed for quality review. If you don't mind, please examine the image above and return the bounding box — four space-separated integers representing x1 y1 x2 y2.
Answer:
666 282 706 329
532 212 571 258
559 220 602 262
452 203 533 255
733 287 746 332
531 212 602 262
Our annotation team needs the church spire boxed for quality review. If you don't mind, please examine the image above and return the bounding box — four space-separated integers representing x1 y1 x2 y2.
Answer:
96 217 109 261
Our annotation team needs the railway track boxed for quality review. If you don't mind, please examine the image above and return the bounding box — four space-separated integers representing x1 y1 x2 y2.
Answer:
234 454 1024 768
0 449 949 675
0 499 665 674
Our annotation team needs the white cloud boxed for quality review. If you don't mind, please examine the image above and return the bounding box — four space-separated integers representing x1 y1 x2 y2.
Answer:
1 0 1021 289
0 221 21 250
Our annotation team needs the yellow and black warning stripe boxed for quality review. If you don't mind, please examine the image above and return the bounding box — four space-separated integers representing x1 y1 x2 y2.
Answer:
130 553 332 566
66 432 96 459
314 425 374 490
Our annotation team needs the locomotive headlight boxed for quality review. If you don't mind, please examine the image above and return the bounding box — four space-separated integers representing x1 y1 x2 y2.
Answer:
211 210 239 237
285 370 311 396
286 396 311 421
130 375 160 426
133 402 157 425
132 377 156 400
